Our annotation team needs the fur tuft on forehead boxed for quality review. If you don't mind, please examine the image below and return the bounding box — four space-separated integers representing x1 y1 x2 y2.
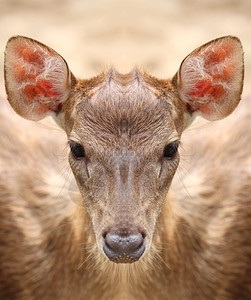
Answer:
73 69 177 146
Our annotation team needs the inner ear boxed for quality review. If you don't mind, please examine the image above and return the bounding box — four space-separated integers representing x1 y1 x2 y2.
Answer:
177 36 244 121
4 36 72 121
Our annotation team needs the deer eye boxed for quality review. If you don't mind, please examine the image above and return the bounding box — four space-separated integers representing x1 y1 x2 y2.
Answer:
69 142 85 159
163 142 179 158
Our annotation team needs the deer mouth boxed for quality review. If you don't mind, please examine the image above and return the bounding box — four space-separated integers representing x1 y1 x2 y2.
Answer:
109 255 141 264
103 243 146 264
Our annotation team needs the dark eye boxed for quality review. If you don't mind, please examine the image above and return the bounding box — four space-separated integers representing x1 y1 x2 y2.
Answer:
163 142 179 158
70 142 85 159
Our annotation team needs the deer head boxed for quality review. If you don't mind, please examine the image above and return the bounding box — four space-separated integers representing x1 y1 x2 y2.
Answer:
4 35 244 263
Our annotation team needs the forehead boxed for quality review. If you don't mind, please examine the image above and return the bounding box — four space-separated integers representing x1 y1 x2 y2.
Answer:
71 69 178 150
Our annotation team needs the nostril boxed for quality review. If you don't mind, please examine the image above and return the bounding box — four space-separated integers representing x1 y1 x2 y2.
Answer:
102 229 109 240
141 231 146 240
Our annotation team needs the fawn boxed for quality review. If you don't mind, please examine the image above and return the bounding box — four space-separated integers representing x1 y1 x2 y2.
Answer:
1 35 250 299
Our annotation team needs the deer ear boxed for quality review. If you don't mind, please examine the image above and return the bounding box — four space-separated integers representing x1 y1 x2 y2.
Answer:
177 36 244 121
4 36 72 121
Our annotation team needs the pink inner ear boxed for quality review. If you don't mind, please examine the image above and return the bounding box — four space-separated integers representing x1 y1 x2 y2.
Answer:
5 37 71 120
13 43 57 103
14 43 44 78
178 37 244 120
16 46 44 64
189 42 236 103
192 81 225 100
177 36 244 121
23 81 56 100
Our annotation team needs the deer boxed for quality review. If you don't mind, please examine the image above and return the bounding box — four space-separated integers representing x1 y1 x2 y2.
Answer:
1 34 250 300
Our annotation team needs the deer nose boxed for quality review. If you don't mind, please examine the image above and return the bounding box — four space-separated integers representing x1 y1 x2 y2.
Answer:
103 228 145 263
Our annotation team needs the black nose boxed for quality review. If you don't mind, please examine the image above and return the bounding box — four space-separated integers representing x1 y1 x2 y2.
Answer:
103 228 145 263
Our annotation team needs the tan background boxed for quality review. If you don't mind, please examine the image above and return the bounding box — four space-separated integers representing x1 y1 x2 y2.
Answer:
0 0 250 99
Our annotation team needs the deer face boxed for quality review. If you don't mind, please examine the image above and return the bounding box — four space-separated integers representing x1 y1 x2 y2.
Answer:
4 36 243 263
63 71 184 262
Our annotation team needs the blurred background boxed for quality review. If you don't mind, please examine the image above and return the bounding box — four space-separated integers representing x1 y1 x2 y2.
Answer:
0 0 250 99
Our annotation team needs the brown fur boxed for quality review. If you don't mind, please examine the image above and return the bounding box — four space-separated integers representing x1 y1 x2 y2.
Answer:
1 36 251 299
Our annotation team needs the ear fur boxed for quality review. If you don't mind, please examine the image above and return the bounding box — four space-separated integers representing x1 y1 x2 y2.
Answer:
4 36 72 121
177 36 244 121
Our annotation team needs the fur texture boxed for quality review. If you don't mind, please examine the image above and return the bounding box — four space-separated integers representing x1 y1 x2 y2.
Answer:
1 36 250 299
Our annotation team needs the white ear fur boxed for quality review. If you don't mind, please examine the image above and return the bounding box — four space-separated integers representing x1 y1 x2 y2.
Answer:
4 36 72 121
177 36 244 121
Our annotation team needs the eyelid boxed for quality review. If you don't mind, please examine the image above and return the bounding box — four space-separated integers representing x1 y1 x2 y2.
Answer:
168 139 180 145
167 131 179 142
68 139 82 145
